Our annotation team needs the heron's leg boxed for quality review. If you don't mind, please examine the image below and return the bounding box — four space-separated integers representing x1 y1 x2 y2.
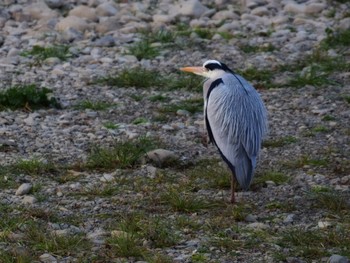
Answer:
230 174 236 203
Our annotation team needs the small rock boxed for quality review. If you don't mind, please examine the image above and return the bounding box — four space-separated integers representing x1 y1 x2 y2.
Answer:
283 214 295 224
318 220 332 229
96 2 118 17
100 173 115 182
94 35 115 47
16 183 32 196
146 149 178 166
69 5 97 22
176 109 191 116
45 0 64 9
176 0 209 18
22 196 37 205
328 255 349 263
245 214 257 222
145 165 157 178
56 16 89 32
39 253 57 263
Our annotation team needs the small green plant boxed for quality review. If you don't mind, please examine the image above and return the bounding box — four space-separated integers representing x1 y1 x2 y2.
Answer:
288 65 334 88
344 95 350 104
322 115 336 121
0 84 61 111
194 28 214 39
132 117 148 125
218 31 234 40
74 100 115 111
237 67 274 89
11 159 57 176
308 187 350 213
99 67 161 88
103 122 119 129
277 227 350 260
312 125 329 133
321 28 350 49
166 73 203 91
21 45 72 62
143 28 177 44
127 40 159 60
160 187 219 212
86 137 156 170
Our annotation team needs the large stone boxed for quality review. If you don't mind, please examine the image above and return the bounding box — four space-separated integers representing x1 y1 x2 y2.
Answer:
284 3 306 14
15 183 32 196
176 0 209 18
328 255 349 263
96 2 118 17
69 5 97 22
26 2 58 20
39 253 57 263
146 149 178 167
96 17 119 34
56 16 89 32
305 3 326 14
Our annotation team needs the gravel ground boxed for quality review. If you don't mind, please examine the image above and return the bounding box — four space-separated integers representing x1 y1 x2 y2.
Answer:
0 0 349 262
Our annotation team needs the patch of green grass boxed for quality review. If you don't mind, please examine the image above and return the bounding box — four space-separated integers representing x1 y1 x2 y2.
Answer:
194 28 214 39
188 159 231 189
0 251 33 263
148 94 169 102
99 67 161 88
0 84 61 111
308 186 350 213
344 95 350 104
218 31 234 40
21 45 72 62
263 136 297 148
321 28 350 49
160 187 220 212
73 100 115 111
282 155 328 169
103 122 119 129
237 67 274 89
25 223 90 256
86 137 156 170
158 98 203 114
312 125 329 133
11 159 57 176
166 73 203 91
127 40 160 60
288 65 335 88
143 28 177 44
277 227 350 260
254 171 290 186
322 115 336 121
140 217 179 248
132 117 148 125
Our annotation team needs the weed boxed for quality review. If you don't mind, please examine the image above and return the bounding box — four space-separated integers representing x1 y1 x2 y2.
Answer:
263 136 297 148
127 40 159 60
0 84 61 111
161 187 219 212
103 122 119 129
308 187 350 213
288 65 335 88
132 117 148 125
11 159 57 176
194 28 214 39
237 67 274 89
344 95 350 104
312 125 329 133
73 100 115 111
322 115 336 121
99 67 161 88
21 45 72 62
143 28 177 44
282 155 328 169
86 137 156 170
218 31 234 40
166 73 203 91
148 94 169 102
277 227 350 260
321 28 350 49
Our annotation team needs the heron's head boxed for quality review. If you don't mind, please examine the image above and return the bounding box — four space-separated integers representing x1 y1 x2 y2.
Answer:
180 59 233 79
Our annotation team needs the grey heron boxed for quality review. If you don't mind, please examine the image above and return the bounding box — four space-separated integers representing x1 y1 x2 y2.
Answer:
180 60 268 203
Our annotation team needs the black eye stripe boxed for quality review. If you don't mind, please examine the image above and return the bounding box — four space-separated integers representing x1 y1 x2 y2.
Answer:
204 62 234 74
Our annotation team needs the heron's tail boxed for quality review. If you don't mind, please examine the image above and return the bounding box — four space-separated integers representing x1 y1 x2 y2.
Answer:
234 153 256 191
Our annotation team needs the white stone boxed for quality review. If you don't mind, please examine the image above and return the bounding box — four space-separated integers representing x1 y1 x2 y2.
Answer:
22 196 37 205
284 3 305 14
16 183 32 196
176 0 209 18
246 222 269 230
39 253 57 263
55 16 89 32
251 6 269 16
146 149 177 165
96 2 118 17
305 3 326 14
318 220 332 229
69 5 97 22
100 173 115 182
25 2 58 20
153 14 175 24
328 254 349 263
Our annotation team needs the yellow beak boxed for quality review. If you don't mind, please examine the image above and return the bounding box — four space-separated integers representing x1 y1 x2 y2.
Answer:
180 66 205 76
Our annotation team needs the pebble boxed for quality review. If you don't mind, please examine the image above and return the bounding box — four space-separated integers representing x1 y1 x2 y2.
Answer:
22 195 37 204
146 149 178 166
39 253 57 263
15 183 32 196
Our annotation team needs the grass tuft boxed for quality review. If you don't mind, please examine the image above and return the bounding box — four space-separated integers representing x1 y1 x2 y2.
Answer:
0 84 61 111
127 40 159 60
21 45 72 63
263 136 297 148
73 100 115 111
86 137 156 170
254 171 290 186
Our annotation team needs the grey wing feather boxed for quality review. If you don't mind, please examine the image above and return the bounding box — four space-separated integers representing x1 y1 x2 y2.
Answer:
206 74 268 189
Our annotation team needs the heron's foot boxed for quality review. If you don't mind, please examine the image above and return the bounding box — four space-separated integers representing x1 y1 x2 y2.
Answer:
201 134 209 147
230 193 235 204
